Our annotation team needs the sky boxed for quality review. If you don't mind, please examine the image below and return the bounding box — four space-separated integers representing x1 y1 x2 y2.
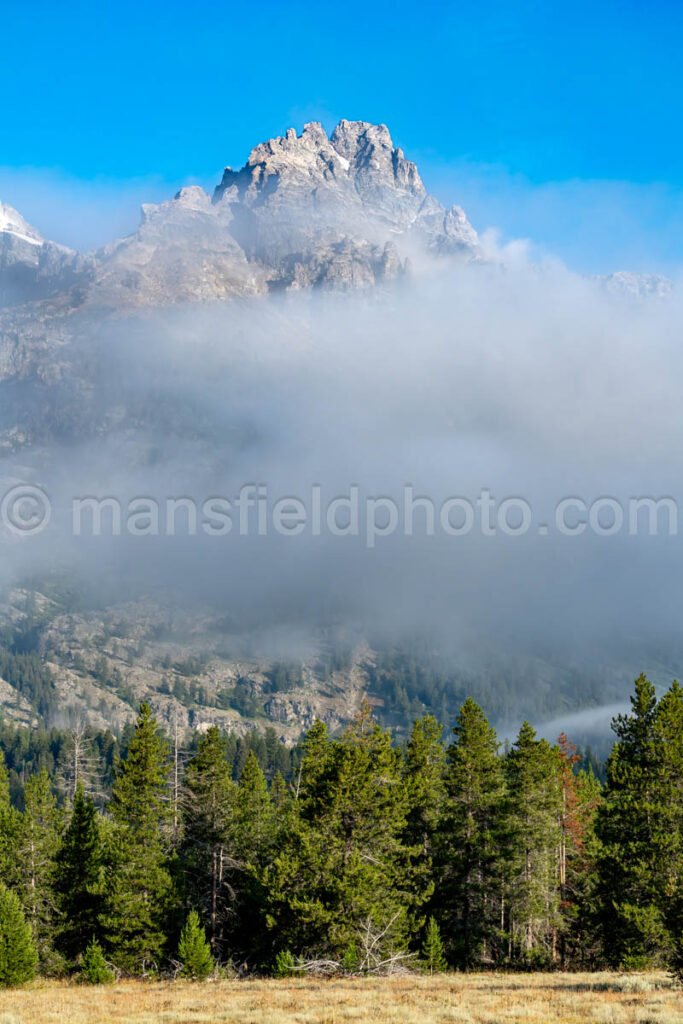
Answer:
1 0 682 269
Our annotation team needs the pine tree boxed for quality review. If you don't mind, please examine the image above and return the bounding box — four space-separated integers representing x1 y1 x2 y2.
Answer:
180 726 238 958
421 916 447 974
504 722 563 966
436 698 505 967
236 751 276 867
0 882 38 988
16 769 62 973
55 781 104 962
110 703 171 843
404 715 445 857
230 750 278 963
177 910 214 980
597 676 683 967
101 703 173 975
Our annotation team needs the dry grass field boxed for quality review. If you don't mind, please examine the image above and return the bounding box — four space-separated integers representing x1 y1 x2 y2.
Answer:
0 973 681 1024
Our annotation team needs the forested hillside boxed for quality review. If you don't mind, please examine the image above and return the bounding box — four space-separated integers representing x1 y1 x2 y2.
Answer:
0 673 681 988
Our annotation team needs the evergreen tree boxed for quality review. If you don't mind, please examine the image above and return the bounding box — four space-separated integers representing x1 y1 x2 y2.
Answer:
180 727 238 958
229 751 279 963
403 715 445 860
16 769 62 972
102 703 173 975
177 910 214 980
110 703 171 842
236 751 276 867
597 676 683 967
0 882 38 987
436 698 505 967
421 916 447 974
55 782 104 963
79 939 114 985
504 722 563 966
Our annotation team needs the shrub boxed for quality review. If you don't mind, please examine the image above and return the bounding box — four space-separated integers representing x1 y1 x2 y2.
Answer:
79 940 115 985
341 942 360 973
274 950 297 978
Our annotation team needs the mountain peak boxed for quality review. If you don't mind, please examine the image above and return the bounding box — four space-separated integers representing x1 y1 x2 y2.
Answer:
1 120 481 309
0 202 43 246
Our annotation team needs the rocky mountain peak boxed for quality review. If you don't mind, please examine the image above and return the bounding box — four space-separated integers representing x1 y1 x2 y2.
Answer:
214 119 426 208
208 119 478 285
0 202 44 246
0 120 481 310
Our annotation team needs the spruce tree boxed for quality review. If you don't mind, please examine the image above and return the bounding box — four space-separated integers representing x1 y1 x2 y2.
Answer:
177 910 214 980
0 882 38 988
102 703 173 975
436 698 505 966
55 781 104 963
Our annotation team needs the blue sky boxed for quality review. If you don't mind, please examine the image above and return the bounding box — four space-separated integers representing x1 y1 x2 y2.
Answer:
2 0 682 270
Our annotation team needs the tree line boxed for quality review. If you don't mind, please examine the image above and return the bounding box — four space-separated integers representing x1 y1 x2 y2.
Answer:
0 673 682 986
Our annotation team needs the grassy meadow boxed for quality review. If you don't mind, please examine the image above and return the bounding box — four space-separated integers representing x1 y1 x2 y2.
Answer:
0 973 681 1024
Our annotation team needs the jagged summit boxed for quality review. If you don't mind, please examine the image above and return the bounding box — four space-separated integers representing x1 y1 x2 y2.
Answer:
207 119 479 291
214 119 426 208
1 120 480 309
